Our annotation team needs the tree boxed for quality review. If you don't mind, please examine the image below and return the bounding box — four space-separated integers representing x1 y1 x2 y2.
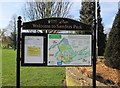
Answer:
104 9 120 69
22 0 72 33
79 1 106 55
78 0 94 34
97 2 106 56
80 0 93 25
6 15 17 50
0 29 7 46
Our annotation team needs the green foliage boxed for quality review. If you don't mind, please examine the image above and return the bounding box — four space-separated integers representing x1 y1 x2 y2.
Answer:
104 10 120 69
97 2 106 56
98 30 106 56
78 0 94 34
80 1 93 25
2 49 65 86
79 1 106 55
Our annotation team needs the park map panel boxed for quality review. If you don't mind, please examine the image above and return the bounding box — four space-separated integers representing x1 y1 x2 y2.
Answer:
48 34 92 66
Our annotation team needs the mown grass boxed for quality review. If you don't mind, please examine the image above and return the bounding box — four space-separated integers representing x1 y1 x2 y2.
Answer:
2 49 16 86
2 49 66 87
0 47 2 87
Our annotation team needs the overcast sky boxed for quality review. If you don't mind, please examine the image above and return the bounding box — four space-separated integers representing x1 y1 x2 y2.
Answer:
0 0 119 35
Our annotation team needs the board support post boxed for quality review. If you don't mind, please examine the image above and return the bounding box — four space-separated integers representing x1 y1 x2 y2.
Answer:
17 16 22 88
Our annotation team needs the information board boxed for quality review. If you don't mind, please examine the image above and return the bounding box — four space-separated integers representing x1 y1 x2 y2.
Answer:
48 34 92 66
21 33 47 66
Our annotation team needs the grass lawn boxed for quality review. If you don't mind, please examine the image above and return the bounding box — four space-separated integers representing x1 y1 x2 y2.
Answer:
0 48 2 87
2 49 66 87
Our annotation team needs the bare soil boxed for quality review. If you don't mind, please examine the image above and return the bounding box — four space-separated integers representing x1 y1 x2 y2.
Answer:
96 58 120 86
65 58 120 87
78 58 120 87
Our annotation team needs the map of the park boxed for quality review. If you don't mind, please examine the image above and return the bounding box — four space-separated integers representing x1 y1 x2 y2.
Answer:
48 34 91 66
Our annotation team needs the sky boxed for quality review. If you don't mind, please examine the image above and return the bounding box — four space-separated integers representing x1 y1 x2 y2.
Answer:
0 0 119 35
100 1 118 34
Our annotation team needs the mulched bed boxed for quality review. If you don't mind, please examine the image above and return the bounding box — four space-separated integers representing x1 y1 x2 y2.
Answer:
96 58 120 87
76 58 120 87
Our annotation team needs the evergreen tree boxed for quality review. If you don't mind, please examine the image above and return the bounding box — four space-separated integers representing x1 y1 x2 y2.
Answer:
79 1 106 55
80 0 93 25
97 2 106 56
104 9 120 69
78 0 94 34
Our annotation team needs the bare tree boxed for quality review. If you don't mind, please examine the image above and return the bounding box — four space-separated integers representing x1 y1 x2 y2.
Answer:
22 0 72 33
0 29 7 47
6 14 17 49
